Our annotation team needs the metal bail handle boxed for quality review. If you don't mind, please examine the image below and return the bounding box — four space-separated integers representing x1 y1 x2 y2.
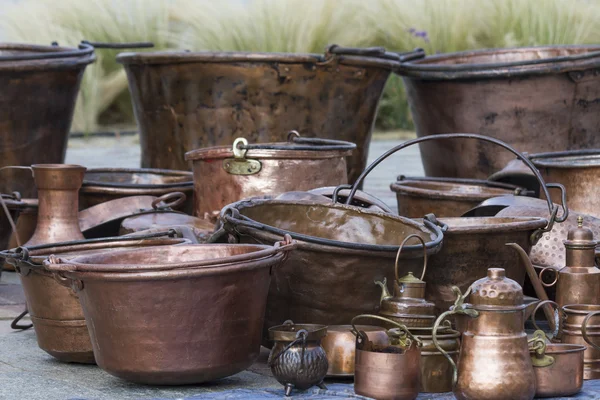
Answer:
326 44 426 63
338 133 569 240
394 234 428 283
350 314 421 348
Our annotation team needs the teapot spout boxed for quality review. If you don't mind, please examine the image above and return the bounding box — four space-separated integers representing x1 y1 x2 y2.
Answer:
374 277 392 305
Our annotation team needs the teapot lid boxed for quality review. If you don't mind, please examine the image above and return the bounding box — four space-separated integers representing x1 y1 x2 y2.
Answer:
397 271 425 285
565 216 597 248
470 268 523 307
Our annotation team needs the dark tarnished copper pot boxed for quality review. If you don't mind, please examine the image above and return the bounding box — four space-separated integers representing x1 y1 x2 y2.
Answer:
185 134 354 220
44 239 295 385
80 168 194 213
0 44 94 197
390 176 523 218
396 46 600 178
118 46 424 184
2 233 190 364
220 199 444 335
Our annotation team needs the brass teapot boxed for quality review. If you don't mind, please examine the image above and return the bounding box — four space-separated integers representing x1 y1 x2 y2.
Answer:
375 234 436 327
539 216 600 307
433 268 536 400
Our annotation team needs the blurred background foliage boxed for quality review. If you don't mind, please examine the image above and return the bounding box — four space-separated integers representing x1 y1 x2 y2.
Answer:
1 0 599 133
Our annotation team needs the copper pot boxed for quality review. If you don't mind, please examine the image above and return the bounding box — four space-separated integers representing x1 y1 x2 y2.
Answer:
320 324 387 377
3 232 190 364
434 268 536 400
563 304 600 379
81 168 194 214
118 46 423 184
396 46 600 179
391 176 524 218
268 321 328 396
185 133 355 220
221 199 444 335
44 239 295 385
352 314 422 400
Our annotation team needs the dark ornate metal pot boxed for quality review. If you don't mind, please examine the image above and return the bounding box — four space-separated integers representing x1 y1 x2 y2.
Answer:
117 46 424 183
396 46 600 178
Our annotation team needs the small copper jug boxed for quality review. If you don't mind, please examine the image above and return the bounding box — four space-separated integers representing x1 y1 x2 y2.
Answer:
433 268 536 400
539 217 600 307
375 234 436 327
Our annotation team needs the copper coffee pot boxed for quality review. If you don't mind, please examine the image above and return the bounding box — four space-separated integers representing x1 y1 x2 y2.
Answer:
433 268 536 400
375 234 436 327
539 216 600 307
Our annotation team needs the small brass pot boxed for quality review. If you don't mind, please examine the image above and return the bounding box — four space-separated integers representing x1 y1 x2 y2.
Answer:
530 342 585 398
411 326 460 393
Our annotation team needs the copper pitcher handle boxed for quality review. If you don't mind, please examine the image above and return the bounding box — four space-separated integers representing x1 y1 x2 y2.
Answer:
530 300 563 339
538 266 567 288
350 314 421 348
394 234 428 282
339 133 568 237
582 311 600 352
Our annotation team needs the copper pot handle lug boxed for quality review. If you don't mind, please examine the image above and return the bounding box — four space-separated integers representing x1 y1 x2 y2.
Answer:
394 234 428 282
528 330 555 367
582 311 600 352
151 192 187 210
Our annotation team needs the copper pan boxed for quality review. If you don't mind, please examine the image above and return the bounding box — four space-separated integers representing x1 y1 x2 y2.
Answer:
44 238 295 385
395 45 600 178
81 168 194 214
341 133 566 313
530 341 585 398
184 133 355 220
1 231 190 364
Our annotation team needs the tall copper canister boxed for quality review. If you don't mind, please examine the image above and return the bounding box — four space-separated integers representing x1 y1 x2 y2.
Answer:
117 46 424 184
563 304 600 379
0 44 94 197
434 268 536 400
396 46 600 179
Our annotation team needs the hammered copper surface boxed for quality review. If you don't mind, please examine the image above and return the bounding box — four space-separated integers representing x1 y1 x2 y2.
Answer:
562 304 600 380
396 46 600 178
532 150 600 216
119 212 216 242
531 343 585 398
391 178 518 218
81 168 193 213
46 243 293 385
423 216 547 313
222 199 443 332
0 44 93 197
118 50 400 184
185 143 350 219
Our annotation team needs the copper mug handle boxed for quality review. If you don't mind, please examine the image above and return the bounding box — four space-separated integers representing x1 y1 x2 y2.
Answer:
582 310 600 352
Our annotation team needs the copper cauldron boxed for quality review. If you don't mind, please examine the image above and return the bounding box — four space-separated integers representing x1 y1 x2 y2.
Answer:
81 168 194 213
185 133 355 220
344 133 565 313
390 176 525 218
117 46 424 184
396 46 600 179
2 232 190 364
44 239 295 385
220 199 444 336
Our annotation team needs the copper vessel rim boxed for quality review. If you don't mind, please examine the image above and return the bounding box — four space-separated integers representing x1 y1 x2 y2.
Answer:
563 304 600 314
0 42 95 69
327 324 385 333
438 216 547 234
530 343 587 355
225 199 444 253
268 323 328 341
82 168 193 189
530 149 600 169
390 180 515 201
185 145 353 161
31 163 86 171
397 44 600 78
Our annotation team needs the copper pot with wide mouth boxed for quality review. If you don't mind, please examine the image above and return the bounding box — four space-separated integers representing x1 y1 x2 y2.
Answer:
44 238 295 385
343 133 565 314
351 314 422 400
1 231 190 364
390 176 526 218
219 199 444 337
118 46 424 184
395 46 600 179
185 132 356 220
562 304 600 380
80 168 194 214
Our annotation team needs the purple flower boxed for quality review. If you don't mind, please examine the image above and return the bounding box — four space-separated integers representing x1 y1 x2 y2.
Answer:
406 27 430 43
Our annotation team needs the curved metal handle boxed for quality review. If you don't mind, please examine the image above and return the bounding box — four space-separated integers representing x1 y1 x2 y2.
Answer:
0 166 34 247
339 133 568 234
326 45 426 63
10 308 32 331
539 267 563 288
238 131 356 152
350 314 421 347
394 234 427 282
582 311 600 352
80 40 154 49
530 300 562 338
151 192 187 210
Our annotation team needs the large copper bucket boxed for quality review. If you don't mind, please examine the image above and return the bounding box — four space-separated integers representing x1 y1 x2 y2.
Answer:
220 199 444 334
44 239 294 385
185 133 355 219
1 232 190 363
0 43 94 197
117 46 423 183
395 46 600 178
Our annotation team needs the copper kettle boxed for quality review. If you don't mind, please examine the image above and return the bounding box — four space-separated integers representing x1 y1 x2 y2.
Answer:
433 268 536 400
375 234 436 327
539 216 600 307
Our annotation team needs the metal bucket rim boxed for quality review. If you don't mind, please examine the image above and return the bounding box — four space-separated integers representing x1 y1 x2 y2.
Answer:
390 179 516 201
396 44 600 79
82 167 193 190
563 304 600 314
531 343 587 355
530 149 600 169
224 199 444 254
0 42 96 69
438 216 547 234
185 143 354 161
